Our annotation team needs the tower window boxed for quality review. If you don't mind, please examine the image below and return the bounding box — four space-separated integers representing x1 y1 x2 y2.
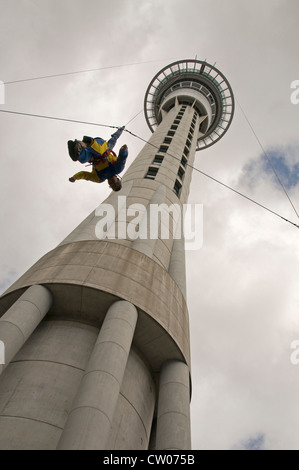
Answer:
173 179 182 197
163 137 172 145
171 125 178 130
188 132 193 140
186 139 191 148
174 119 181 125
159 145 168 153
177 166 185 180
183 147 189 157
181 156 187 167
167 130 175 137
145 167 159 179
153 155 164 165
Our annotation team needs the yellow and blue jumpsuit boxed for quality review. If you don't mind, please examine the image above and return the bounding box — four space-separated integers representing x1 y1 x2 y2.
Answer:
72 145 128 183
77 128 124 164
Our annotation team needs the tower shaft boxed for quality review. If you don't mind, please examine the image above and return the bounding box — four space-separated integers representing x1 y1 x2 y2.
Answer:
0 59 234 450
0 103 195 451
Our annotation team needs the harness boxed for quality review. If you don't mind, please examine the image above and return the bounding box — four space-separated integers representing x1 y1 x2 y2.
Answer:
92 148 117 166
92 148 118 180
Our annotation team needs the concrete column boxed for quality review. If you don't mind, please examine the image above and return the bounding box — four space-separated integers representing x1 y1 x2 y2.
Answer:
57 300 138 450
156 360 191 450
0 284 52 376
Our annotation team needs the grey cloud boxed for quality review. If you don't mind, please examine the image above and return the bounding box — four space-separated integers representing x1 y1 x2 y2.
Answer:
1 0 299 450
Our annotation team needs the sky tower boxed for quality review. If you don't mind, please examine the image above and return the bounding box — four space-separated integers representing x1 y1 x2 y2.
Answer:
0 59 234 450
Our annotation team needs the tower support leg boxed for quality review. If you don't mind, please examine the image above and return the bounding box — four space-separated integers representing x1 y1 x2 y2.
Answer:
156 360 191 450
56 300 138 450
0 285 52 375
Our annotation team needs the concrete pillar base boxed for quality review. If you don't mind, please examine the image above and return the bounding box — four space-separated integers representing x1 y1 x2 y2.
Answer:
156 360 191 450
57 300 138 450
0 285 52 375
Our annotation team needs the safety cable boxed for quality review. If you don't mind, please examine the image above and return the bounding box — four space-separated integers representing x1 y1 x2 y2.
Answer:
0 109 119 129
237 99 299 220
3 58 176 86
125 109 143 127
0 108 298 229
124 128 299 230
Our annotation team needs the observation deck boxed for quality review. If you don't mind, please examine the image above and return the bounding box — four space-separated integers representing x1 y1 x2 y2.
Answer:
144 59 234 150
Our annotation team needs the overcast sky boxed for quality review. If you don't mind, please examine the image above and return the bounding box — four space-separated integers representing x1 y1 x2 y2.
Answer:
1 0 299 450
